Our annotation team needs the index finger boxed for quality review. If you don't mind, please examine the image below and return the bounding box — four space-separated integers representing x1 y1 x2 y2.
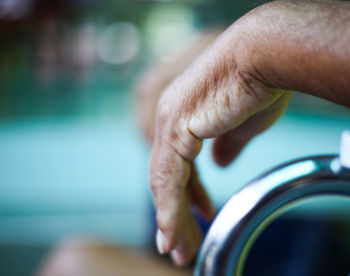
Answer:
150 142 190 253
149 101 203 254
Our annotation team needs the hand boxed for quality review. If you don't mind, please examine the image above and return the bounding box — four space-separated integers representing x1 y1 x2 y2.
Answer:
148 0 350 266
150 22 291 265
135 30 222 143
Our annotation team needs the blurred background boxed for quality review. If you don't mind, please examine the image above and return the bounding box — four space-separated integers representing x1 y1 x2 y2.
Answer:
0 0 349 275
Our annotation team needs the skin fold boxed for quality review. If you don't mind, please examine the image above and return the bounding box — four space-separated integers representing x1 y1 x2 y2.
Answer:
138 0 350 266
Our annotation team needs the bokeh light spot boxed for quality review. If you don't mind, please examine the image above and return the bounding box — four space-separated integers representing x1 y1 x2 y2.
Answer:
144 4 199 60
97 22 140 65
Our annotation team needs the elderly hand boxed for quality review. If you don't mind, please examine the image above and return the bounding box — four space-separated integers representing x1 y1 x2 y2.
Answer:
140 0 350 266
150 31 290 265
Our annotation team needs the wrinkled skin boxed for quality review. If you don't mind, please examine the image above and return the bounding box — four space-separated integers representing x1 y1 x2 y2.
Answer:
150 56 291 265
136 0 350 266
136 26 291 265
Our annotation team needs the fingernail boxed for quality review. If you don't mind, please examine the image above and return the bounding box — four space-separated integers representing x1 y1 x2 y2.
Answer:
170 249 185 266
156 229 167 254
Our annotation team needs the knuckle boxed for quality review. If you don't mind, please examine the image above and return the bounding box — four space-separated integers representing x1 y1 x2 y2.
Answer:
157 98 172 127
149 175 164 196
151 168 183 196
150 168 171 198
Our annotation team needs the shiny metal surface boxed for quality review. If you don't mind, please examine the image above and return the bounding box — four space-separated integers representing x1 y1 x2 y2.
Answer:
194 155 350 276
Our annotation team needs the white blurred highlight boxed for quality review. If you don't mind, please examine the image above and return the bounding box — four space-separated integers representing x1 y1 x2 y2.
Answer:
144 5 199 61
97 22 140 65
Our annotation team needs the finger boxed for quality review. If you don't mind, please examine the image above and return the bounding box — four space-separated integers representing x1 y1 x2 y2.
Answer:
170 192 203 266
188 164 216 221
151 144 191 253
212 92 292 167
134 30 222 143
212 133 249 167
150 97 203 254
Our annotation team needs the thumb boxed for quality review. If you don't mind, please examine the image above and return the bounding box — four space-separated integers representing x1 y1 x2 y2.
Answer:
212 131 250 167
212 92 292 167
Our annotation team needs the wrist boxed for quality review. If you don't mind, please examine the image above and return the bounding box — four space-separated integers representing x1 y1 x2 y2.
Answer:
227 2 283 89
230 0 350 107
217 8 282 101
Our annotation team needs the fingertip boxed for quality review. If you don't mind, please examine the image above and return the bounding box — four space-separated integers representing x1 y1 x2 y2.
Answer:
213 155 233 167
156 229 167 254
211 139 231 167
211 137 243 167
170 214 203 266
156 227 179 254
170 249 187 266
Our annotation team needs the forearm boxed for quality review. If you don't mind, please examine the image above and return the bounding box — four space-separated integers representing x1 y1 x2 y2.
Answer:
239 0 350 107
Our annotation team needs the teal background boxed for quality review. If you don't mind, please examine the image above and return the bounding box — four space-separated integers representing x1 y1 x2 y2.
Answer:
0 0 349 275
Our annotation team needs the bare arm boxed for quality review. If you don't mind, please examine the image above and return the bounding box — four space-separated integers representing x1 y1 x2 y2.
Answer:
243 0 350 106
149 0 350 266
